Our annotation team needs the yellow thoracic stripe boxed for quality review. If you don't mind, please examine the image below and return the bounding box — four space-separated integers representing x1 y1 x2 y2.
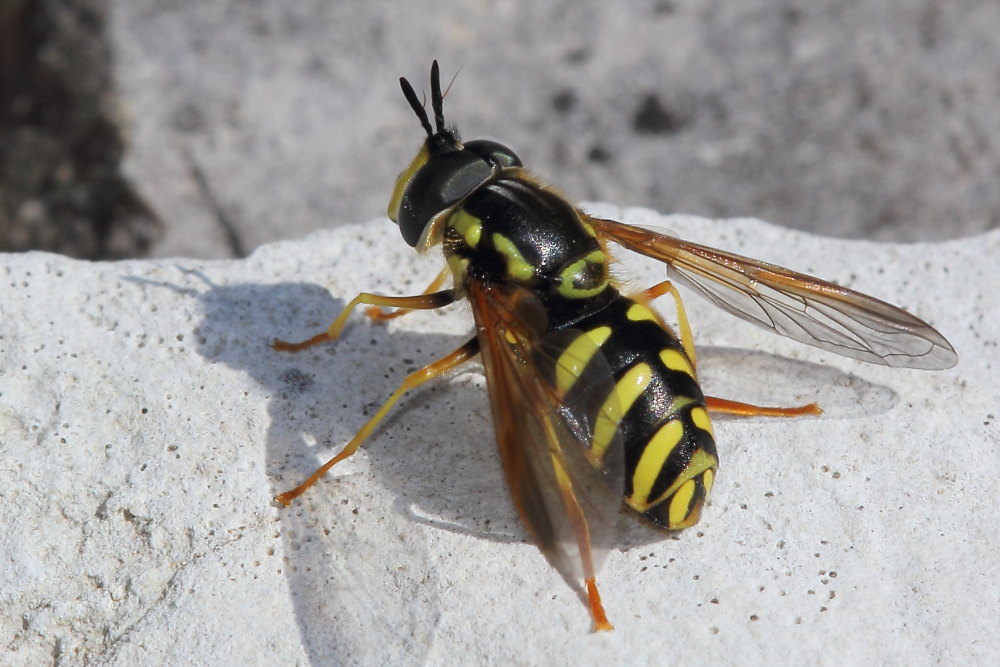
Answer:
449 209 483 247
492 233 535 281
592 362 652 460
555 326 612 396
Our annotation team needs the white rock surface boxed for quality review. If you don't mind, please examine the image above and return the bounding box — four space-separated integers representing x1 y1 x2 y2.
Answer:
1 209 996 665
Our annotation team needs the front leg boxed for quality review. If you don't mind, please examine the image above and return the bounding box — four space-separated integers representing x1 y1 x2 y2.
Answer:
273 288 457 352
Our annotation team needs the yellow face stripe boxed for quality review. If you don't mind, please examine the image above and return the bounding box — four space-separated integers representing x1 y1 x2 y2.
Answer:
668 478 698 528
387 145 429 221
630 419 684 508
689 406 714 438
660 348 696 379
491 233 535 281
449 209 483 248
555 326 612 396
592 362 652 460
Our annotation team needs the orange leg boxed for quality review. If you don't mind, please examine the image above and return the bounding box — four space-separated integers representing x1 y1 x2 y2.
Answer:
638 280 822 418
548 442 614 631
637 279 698 369
275 337 479 505
364 267 450 322
706 396 822 417
586 580 613 633
273 287 456 352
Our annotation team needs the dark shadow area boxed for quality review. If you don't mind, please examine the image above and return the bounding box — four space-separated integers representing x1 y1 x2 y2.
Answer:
0 0 159 258
179 273 476 665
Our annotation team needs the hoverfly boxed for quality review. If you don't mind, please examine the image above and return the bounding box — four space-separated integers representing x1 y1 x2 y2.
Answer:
273 62 957 631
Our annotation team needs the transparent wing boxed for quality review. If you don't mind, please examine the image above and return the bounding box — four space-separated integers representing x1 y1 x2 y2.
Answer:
466 280 625 602
587 216 957 370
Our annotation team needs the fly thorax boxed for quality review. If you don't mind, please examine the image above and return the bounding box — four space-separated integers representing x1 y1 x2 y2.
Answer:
442 177 612 300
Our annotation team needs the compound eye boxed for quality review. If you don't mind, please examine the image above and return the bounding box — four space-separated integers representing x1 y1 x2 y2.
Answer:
436 153 494 204
464 139 522 169
396 152 493 247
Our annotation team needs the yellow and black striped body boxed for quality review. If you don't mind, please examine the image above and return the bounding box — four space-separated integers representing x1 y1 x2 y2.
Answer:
442 171 719 530
279 62 956 631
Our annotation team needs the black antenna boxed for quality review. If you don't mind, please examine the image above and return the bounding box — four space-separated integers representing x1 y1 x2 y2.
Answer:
430 60 446 133
399 74 433 137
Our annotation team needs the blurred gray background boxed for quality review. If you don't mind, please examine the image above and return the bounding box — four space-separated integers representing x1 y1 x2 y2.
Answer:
2 0 997 259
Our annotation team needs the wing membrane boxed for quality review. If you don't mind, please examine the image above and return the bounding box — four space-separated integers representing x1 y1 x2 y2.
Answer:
587 216 957 369
466 280 624 593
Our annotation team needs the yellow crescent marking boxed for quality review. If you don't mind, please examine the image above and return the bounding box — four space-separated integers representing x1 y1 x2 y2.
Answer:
630 446 718 513
626 304 657 322
555 326 612 396
555 250 608 299
630 419 684 509
592 362 652 460
702 468 715 496
664 395 697 420
690 406 714 438
660 348 696 379
668 478 698 528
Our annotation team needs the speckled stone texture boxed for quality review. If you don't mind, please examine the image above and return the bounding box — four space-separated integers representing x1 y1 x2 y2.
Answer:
2 210 995 664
